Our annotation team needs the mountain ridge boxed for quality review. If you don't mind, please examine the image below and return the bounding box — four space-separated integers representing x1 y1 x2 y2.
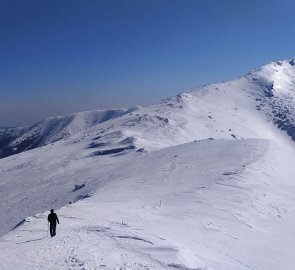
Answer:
1 59 295 269
0 107 141 159
2 58 295 159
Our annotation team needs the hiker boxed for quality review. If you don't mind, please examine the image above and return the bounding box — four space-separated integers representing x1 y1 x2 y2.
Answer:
47 209 59 237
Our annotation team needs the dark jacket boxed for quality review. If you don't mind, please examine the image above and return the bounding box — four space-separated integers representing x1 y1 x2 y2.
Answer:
48 213 59 224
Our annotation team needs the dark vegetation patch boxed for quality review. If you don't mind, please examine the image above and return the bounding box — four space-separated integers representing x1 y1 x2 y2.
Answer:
0 133 39 159
90 145 135 156
136 148 146 153
72 183 86 192
87 142 107 148
120 136 136 144
70 192 94 204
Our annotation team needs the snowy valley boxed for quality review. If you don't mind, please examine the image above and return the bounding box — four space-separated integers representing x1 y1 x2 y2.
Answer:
1 59 295 269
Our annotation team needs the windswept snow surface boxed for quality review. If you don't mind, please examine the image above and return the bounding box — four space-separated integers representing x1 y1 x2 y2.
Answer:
2 59 295 269
1 139 295 270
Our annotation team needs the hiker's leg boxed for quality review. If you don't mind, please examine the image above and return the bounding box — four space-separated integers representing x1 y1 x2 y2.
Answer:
53 224 56 236
50 223 54 237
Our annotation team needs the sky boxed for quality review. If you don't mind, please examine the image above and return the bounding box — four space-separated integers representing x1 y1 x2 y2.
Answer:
0 0 294 127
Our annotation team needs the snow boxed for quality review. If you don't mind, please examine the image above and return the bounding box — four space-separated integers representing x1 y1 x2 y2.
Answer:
1 139 295 269
0 108 135 159
1 59 295 269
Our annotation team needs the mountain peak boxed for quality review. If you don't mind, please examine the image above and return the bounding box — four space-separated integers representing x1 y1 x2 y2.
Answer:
2 59 295 160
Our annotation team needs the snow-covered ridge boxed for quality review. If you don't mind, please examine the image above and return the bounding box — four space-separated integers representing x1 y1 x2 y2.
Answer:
2 59 295 269
1 58 295 237
2 59 295 159
0 108 141 159
2 138 295 269
68 59 295 153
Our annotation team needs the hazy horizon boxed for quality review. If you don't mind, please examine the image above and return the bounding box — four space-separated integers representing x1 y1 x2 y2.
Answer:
1 0 295 127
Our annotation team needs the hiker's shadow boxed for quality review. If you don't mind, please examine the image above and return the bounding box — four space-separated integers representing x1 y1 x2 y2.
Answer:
16 237 46 244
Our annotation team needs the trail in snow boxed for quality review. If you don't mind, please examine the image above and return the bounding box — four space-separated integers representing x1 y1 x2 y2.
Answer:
1 139 295 269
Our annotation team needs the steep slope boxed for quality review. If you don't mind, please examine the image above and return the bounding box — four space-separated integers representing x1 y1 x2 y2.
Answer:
244 59 295 139
65 59 295 153
0 108 139 159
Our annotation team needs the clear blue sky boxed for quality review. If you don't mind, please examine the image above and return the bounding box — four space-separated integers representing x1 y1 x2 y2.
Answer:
0 0 294 126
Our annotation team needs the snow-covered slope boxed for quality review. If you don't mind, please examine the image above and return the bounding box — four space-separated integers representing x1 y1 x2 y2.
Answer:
1 139 295 270
2 59 295 158
245 59 295 140
0 108 140 159
1 59 295 269
61 59 295 152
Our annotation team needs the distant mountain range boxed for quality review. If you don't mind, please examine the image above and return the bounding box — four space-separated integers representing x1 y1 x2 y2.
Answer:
0 106 141 159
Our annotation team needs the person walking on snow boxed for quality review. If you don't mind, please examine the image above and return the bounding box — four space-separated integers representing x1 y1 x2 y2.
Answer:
48 209 59 237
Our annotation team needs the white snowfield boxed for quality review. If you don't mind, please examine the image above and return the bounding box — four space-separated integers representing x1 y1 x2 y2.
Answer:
1 59 295 269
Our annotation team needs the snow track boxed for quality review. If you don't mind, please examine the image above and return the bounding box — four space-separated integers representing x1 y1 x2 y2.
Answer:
2 138 295 269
